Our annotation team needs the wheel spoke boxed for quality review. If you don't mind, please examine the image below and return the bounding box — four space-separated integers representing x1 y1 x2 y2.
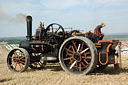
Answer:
80 48 89 54
18 63 22 70
72 41 77 51
55 27 60 34
77 44 81 52
66 53 73 56
86 56 91 59
16 52 19 59
84 52 90 55
54 36 58 44
49 36 54 42
82 52 90 58
71 46 75 52
79 63 81 71
12 59 17 63
69 59 73 64
14 52 18 57
20 63 23 69
20 61 25 64
64 57 73 60
20 56 25 59
15 62 18 69
70 61 76 69
81 61 87 67
83 59 89 64
21 59 25 61
80 43 84 51
75 62 78 70
19 52 22 57
65 48 73 53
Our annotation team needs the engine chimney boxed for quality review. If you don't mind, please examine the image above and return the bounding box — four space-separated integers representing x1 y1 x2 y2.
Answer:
26 15 32 40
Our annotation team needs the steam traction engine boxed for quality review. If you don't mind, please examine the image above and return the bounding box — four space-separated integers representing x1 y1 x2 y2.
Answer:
7 16 121 75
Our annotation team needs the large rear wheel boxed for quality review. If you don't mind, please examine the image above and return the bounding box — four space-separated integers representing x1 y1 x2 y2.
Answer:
59 36 98 75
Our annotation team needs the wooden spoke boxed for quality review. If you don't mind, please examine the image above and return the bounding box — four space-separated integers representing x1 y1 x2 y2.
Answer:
75 62 78 70
79 63 81 71
81 52 90 58
81 61 87 67
81 56 86 58
20 61 25 64
64 57 73 60
83 59 89 64
18 63 22 70
12 59 17 62
82 52 90 57
15 62 18 69
21 59 25 61
86 56 91 59
20 63 23 69
20 53 24 58
16 53 19 59
14 53 18 57
71 46 75 52
20 56 25 59
84 52 90 55
65 48 73 53
18 52 21 56
72 41 77 51
68 59 73 65
67 53 73 56
80 42 84 51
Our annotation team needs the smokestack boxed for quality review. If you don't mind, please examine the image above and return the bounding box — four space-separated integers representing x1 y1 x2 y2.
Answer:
26 15 32 40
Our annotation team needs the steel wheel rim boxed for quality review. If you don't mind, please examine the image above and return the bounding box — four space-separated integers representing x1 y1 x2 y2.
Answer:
7 49 28 72
61 39 92 74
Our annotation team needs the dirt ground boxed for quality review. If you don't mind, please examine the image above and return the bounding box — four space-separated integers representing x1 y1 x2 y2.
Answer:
0 45 128 85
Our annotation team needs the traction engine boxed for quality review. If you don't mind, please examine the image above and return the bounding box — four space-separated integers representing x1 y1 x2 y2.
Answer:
7 16 121 75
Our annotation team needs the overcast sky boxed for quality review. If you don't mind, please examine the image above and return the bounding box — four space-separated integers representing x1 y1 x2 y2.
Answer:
0 0 128 37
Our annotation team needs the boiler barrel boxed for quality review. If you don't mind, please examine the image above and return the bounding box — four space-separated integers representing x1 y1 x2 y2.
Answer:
19 41 52 53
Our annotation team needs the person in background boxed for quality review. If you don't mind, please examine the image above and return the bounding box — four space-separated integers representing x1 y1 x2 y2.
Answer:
94 23 106 40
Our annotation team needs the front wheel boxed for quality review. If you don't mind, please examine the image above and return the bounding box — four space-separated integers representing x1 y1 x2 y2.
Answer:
7 48 30 72
59 36 98 75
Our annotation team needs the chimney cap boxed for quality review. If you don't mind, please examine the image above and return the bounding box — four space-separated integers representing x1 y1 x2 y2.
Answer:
26 15 32 21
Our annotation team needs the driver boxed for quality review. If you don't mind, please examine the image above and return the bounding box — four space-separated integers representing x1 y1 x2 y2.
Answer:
94 23 106 40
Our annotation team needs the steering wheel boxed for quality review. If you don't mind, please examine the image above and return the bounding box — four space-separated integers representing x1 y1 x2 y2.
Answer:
45 23 65 47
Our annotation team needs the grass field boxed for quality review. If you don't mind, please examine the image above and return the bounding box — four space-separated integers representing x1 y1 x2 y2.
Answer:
0 46 128 85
